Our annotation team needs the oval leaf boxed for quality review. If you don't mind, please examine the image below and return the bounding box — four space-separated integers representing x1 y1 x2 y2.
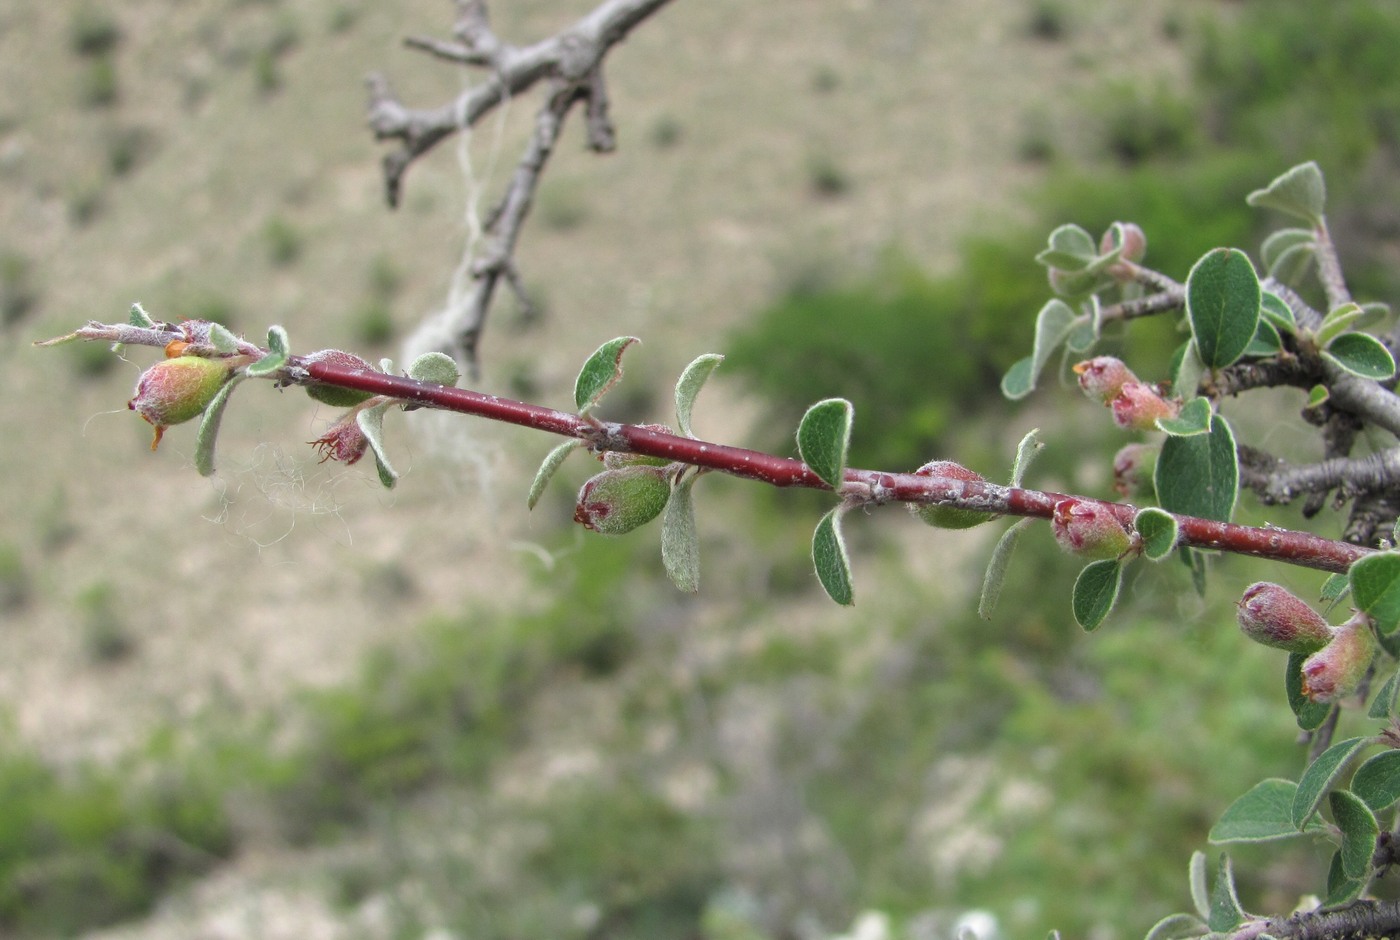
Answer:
1188 852 1210 922
1324 332 1396 380
1072 558 1122 631
812 507 854 606
796 398 853 489
1000 356 1035 401
1261 227 1315 274
266 324 290 357
1022 299 1078 395
245 351 286 378
1206 853 1245 933
1157 397 1212 437
1330 789 1379 880
1242 318 1282 359
979 518 1033 620
1260 291 1297 335
1350 551 1400 633
1211 779 1323 844
1154 414 1238 523
661 475 700 593
1352 749 1400 814
209 322 241 353
1144 913 1209 940
1286 651 1333 731
1317 302 1366 348
1135 507 1179 561
194 375 245 477
1326 849 1367 907
674 353 723 438
1368 667 1400 720
574 336 640 415
407 351 461 387
1292 736 1369 829
527 440 581 511
1009 427 1043 488
1186 248 1261 368
1170 340 1205 400
1246 161 1326 226
356 402 398 489
1036 223 1098 270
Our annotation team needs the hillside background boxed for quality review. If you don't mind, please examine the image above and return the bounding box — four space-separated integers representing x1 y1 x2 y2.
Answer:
4 1 1400 938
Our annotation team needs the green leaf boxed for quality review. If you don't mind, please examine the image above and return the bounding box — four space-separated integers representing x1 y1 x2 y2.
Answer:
1260 228 1315 277
1368 667 1400 720
1000 356 1035 401
1259 292 1297 335
1064 308 1099 353
526 440 581 510
1170 340 1205 400
407 351 460 387
266 324 290 357
1186 248 1261 368
1241 318 1282 359
1206 854 1245 932
1144 913 1209 940
1350 551 1400 633
1287 652 1332 731
208 322 241 354
1292 736 1368 829
1072 559 1122 631
1036 223 1098 270
1181 545 1207 598
1247 161 1326 226
674 353 724 438
1317 302 1367 348
193 375 245 477
661 475 700 593
1324 332 1396 380
1155 414 1238 523
1188 852 1210 922
1135 508 1179 561
1210 779 1324 843
979 518 1032 620
1330 789 1379 880
1030 299 1078 384
356 402 398 489
1352 749 1400 813
796 398 853 489
128 302 156 327
1321 572 1351 605
574 336 640 415
244 351 286 378
812 507 854 606
1009 428 1043 489
1157 397 1212 436
1306 384 1329 409
1325 849 1367 906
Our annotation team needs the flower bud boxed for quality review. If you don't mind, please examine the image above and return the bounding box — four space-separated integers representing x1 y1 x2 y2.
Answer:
1237 582 1332 653
574 466 671 536
1112 443 1158 497
1052 499 1133 560
1073 357 1138 404
1110 382 1180 431
1301 613 1377 703
908 460 995 529
302 350 376 407
310 415 370 465
602 424 676 469
128 355 234 450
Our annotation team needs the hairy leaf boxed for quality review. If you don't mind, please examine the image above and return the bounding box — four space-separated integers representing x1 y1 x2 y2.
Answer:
1286 652 1332 731
1155 414 1238 523
1292 736 1368 829
812 507 854 606
1143 913 1209 940
244 351 286 378
1210 779 1322 843
1324 332 1396 380
1188 852 1210 922
796 398 853 489
1186 248 1260 368
1206 853 1245 932
575 336 640 416
128 302 156 328
661 475 700 593
1329 789 1379 880
1135 507 1179 561
1259 292 1296 335
1157 397 1211 437
194 375 245 477
407 351 461 387
527 440 581 510
1351 749 1400 813
1350 551 1400 633
357 402 398 489
1001 356 1035 401
1260 228 1315 276
1009 427 1043 488
1036 223 1098 270
1072 558 1122 631
980 518 1032 620
1326 849 1367 906
1246 161 1326 226
266 324 290 357
209 322 241 353
1369 667 1400 720
1316 302 1365 348
674 353 724 438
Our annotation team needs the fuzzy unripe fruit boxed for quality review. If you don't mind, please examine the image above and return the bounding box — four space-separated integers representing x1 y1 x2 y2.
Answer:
302 350 377 407
310 416 370 465
1112 443 1158 497
908 460 995 529
128 355 234 450
1051 499 1133 561
1110 382 1180 431
602 424 676 469
1301 613 1377 703
1236 582 1332 653
1073 357 1138 404
574 466 671 535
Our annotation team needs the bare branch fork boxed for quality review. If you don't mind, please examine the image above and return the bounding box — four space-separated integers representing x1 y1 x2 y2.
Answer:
367 0 676 375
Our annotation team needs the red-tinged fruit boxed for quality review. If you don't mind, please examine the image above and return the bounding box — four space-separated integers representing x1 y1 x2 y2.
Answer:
1301 612 1376 703
303 349 377 407
1112 442 1158 497
908 460 995 529
128 355 234 450
1110 382 1180 431
575 465 671 535
1236 582 1332 653
310 415 370 465
1073 357 1138 404
1100 222 1147 280
1051 499 1133 560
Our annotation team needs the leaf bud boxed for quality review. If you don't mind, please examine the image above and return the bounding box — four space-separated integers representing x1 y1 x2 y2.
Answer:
128 355 234 450
574 466 671 536
310 415 370 466
908 460 995 529
602 424 676 469
1236 582 1332 653
1110 382 1180 431
1301 612 1377 703
1112 442 1158 497
302 349 377 407
1051 499 1133 561
1073 357 1138 404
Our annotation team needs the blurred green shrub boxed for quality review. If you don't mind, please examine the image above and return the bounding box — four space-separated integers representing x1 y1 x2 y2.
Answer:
79 56 119 109
261 215 303 266
68 6 121 58
0 251 37 327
